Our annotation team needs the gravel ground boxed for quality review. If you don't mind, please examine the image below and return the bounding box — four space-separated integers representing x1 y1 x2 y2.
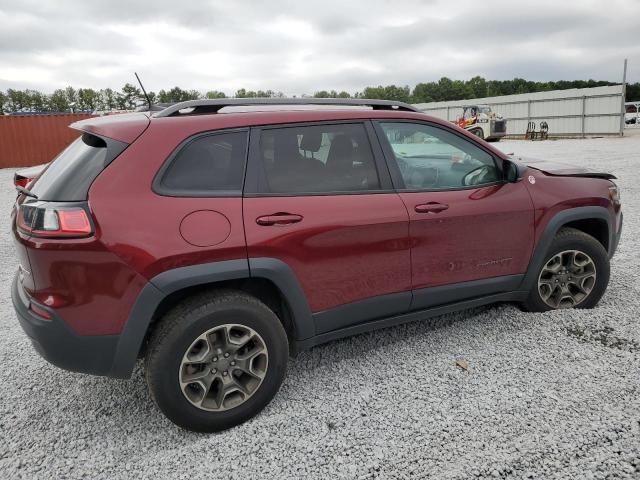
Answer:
1 136 639 479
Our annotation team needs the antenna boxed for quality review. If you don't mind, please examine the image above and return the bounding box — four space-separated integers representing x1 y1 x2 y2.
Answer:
135 72 152 110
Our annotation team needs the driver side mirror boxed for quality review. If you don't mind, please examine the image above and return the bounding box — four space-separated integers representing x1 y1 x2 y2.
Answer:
503 160 521 183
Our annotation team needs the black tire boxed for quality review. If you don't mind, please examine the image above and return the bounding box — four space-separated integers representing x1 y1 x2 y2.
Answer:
522 228 610 312
472 128 484 140
145 290 288 432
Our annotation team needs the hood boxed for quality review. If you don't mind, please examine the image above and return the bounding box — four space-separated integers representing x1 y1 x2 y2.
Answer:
515 156 616 180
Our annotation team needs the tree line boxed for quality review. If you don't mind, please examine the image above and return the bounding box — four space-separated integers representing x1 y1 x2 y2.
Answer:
1 77 638 114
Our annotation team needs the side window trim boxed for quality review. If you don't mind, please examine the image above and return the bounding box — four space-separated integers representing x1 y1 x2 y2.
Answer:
152 127 250 198
244 120 394 197
372 119 505 192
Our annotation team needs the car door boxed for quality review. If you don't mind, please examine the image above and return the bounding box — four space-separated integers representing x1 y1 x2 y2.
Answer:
374 120 535 310
243 121 412 334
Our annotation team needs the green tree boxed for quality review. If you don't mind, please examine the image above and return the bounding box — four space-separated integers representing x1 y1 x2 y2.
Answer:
119 83 143 109
6 89 29 112
77 88 100 111
206 90 227 99
25 89 46 111
0 91 7 114
158 86 200 103
361 85 410 102
99 88 117 110
48 89 69 112
64 86 77 110
467 76 488 98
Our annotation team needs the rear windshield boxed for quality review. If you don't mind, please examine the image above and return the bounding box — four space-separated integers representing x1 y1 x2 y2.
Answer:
29 133 127 201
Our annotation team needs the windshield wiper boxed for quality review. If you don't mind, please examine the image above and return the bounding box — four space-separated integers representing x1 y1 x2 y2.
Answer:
16 186 38 199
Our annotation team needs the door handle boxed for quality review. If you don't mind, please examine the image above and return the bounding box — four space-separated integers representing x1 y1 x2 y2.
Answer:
256 213 303 226
414 202 449 214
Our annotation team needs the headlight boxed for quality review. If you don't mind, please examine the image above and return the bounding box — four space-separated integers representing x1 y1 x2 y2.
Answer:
608 184 621 203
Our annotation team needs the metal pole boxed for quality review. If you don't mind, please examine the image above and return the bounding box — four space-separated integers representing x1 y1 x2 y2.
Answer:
581 96 586 138
446 106 450 121
620 58 627 136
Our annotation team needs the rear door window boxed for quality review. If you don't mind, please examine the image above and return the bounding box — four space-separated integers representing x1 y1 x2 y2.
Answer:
256 123 381 194
156 130 248 196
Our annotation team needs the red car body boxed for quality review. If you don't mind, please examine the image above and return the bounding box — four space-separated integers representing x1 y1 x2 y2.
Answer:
11 101 622 378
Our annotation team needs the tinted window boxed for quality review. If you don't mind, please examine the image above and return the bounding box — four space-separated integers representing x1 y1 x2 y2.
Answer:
259 123 380 194
380 122 500 190
160 131 247 194
29 133 126 201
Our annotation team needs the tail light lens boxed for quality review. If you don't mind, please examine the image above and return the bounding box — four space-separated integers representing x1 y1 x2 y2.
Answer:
17 202 93 238
14 176 33 189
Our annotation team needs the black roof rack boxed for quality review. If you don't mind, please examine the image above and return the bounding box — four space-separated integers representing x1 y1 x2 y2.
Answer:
153 98 420 117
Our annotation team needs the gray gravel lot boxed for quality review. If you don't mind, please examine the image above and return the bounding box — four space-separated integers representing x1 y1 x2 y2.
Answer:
1 135 639 479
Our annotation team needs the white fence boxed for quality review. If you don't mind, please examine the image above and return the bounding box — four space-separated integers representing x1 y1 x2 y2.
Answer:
413 85 625 137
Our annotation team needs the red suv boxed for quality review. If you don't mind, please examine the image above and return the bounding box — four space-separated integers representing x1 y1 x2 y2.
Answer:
11 99 622 431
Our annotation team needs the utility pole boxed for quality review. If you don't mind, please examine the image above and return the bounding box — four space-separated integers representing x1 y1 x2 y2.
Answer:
620 58 627 136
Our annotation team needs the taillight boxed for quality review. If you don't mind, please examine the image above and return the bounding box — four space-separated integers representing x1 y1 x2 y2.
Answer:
17 202 93 238
14 177 32 189
29 302 52 320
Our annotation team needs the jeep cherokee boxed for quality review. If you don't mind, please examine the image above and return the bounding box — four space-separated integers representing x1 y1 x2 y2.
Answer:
11 98 623 432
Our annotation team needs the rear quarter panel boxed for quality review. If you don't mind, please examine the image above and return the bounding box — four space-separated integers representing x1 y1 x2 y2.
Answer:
88 118 247 281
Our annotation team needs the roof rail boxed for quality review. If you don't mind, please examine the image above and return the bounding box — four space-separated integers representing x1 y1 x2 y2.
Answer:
153 98 421 117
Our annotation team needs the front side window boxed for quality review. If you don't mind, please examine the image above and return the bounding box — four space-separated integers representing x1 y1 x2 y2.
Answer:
159 130 248 194
379 122 500 190
258 123 380 194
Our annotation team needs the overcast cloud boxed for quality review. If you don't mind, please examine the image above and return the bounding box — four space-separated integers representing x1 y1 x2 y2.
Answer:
0 0 638 94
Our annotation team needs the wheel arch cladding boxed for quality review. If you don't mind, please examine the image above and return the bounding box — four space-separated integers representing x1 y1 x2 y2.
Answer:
108 258 314 378
521 206 612 292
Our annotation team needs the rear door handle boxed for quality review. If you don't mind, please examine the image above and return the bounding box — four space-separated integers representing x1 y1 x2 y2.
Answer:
256 213 303 226
414 202 449 214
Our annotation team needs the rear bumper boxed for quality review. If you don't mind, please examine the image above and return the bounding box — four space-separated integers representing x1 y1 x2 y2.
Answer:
12 273 120 377
610 212 623 258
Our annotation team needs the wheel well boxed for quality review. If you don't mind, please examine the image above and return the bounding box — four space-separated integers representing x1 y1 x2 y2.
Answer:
562 218 609 251
139 277 296 358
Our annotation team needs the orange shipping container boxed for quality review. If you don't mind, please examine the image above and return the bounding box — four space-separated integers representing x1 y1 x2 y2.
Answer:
0 113 94 168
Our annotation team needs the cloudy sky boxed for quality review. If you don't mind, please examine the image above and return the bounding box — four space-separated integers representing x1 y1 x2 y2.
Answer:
0 0 638 95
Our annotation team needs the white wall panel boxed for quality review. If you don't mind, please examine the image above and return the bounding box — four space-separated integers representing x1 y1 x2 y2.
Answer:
414 85 624 136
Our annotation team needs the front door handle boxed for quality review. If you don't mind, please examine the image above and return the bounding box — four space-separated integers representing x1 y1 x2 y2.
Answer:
414 202 449 214
256 213 303 226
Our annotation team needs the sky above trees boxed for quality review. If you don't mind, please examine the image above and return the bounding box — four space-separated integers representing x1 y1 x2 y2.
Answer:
0 0 638 95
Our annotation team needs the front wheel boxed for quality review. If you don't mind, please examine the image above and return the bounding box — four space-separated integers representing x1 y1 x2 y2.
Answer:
145 290 289 432
471 128 484 139
522 228 610 312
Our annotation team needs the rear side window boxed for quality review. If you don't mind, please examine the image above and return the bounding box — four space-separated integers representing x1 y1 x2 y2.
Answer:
29 133 127 201
158 131 248 196
258 123 380 194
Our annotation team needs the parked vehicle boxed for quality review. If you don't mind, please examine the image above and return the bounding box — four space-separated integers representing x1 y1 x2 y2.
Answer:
455 104 507 141
11 98 622 432
13 164 46 188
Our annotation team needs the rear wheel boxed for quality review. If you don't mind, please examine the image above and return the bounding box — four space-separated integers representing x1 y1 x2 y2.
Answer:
522 228 610 312
472 128 484 139
145 290 288 432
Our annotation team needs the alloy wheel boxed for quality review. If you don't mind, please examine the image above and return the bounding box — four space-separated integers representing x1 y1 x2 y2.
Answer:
179 324 268 411
537 249 597 309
